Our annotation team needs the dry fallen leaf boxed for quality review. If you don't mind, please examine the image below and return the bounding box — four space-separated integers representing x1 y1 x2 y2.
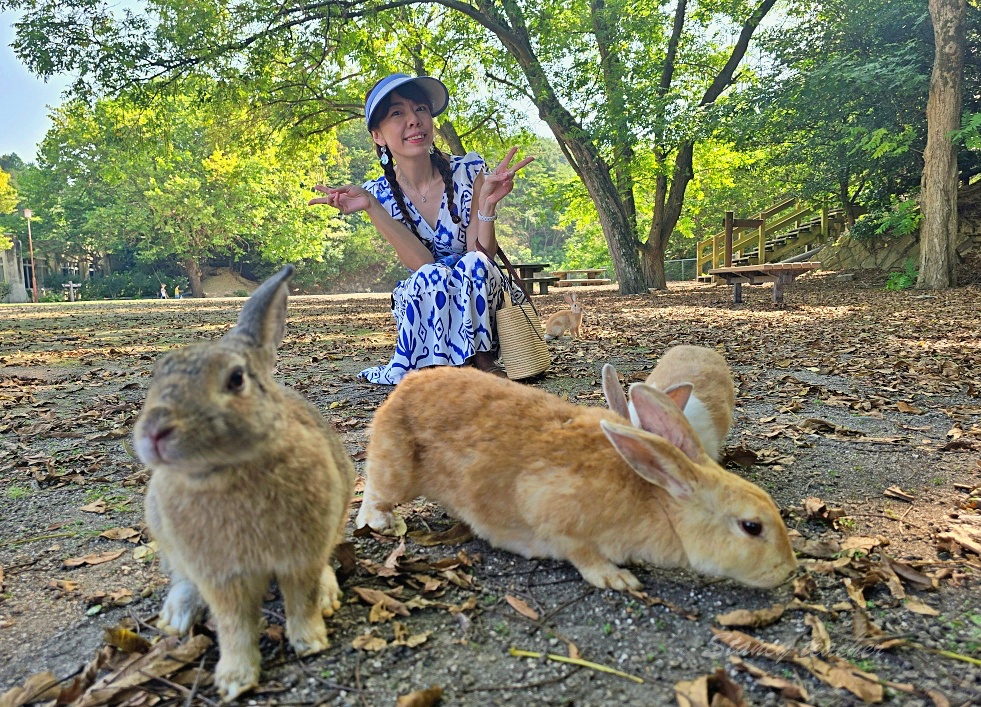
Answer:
63 550 126 568
352 631 388 652
369 602 396 624
840 536 887 555
408 522 475 547
805 614 832 655
674 667 747 707
80 500 108 514
902 596 940 617
505 594 540 621
883 486 916 502
792 574 817 599
351 587 411 617
103 626 152 654
98 527 141 543
73 634 212 707
714 604 785 628
711 628 883 703
49 579 81 593
395 685 443 707
392 622 430 648
0 671 61 707
729 656 809 701
793 536 842 559
802 496 846 522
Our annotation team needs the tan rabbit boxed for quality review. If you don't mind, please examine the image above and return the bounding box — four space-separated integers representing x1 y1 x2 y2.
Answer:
643 345 735 461
134 265 355 702
356 366 796 591
544 292 584 340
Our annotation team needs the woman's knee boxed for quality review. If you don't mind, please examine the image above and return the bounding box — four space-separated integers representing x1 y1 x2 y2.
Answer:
460 251 500 286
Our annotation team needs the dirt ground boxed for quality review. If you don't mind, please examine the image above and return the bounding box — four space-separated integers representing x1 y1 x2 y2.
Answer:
1 273 979 707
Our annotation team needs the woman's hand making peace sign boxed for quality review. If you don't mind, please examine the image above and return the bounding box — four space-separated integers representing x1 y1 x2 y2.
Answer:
479 147 535 209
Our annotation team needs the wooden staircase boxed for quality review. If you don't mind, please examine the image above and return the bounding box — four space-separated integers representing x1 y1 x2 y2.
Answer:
696 199 847 282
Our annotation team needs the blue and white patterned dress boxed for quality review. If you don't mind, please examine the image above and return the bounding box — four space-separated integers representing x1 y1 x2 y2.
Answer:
359 152 522 385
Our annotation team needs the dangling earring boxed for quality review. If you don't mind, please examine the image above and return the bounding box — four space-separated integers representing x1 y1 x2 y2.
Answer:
428 145 435 155
379 146 390 166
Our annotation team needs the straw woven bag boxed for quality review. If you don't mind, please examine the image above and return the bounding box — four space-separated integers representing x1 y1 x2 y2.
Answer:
496 288 551 380
482 245 550 380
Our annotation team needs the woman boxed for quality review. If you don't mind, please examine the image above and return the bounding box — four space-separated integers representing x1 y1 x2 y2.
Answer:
309 73 533 384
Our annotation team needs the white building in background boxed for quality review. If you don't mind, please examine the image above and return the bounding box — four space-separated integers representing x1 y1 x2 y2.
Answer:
1 239 30 302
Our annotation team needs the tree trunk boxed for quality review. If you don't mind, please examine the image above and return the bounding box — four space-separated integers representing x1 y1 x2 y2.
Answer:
185 257 204 297
645 141 695 289
436 120 467 157
918 0 965 289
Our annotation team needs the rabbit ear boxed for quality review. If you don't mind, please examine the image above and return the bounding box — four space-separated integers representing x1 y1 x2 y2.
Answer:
601 364 629 419
224 265 295 353
626 383 703 461
661 382 694 411
600 419 697 500
563 293 573 304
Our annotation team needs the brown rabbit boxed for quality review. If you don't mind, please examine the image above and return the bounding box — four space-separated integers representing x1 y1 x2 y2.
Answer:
356 366 796 591
644 345 735 461
544 292 584 339
134 265 355 702
602 349 735 461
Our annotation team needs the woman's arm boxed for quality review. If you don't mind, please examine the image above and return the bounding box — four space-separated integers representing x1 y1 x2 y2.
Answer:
466 148 535 256
466 172 496 256
310 184 434 271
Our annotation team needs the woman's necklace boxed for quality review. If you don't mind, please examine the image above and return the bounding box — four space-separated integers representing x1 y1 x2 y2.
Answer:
399 170 441 203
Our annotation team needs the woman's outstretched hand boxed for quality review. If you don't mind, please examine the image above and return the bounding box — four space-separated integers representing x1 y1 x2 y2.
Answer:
480 147 535 208
308 184 373 215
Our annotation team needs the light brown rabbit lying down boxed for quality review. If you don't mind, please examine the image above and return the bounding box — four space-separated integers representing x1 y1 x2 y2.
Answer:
602 345 735 461
358 366 797 591
134 266 355 702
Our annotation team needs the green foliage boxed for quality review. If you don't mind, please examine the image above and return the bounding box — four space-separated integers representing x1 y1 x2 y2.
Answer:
953 112 981 152
0 169 17 214
80 272 162 300
849 199 922 241
885 258 919 291
0 281 11 303
738 0 952 213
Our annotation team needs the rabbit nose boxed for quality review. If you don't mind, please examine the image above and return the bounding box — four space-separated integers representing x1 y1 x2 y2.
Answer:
148 424 177 461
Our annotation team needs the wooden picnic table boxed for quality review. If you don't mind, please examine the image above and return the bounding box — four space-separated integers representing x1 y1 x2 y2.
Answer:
551 268 612 287
511 262 557 295
512 262 550 280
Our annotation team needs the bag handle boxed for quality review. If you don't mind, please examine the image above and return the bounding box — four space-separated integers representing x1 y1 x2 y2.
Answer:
474 240 539 316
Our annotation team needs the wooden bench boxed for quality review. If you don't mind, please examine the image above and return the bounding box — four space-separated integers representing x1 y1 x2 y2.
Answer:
525 276 559 295
551 268 611 287
708 262 820 304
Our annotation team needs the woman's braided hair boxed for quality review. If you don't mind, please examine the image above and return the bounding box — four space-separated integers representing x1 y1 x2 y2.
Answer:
367 81 463 242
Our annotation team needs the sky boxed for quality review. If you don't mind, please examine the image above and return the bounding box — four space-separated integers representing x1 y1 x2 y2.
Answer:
0 11 72 163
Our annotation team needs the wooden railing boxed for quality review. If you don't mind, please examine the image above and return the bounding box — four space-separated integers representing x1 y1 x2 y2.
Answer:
696 200 841 276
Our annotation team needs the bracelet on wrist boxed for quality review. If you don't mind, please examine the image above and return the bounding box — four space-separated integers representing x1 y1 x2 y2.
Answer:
477 210 498 222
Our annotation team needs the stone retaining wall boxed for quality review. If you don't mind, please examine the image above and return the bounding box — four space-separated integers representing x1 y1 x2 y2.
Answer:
820 183 981 273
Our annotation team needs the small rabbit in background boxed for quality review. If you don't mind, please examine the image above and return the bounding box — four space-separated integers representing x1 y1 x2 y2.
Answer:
134 265 355 702
357 366 797 591
544 292 584 340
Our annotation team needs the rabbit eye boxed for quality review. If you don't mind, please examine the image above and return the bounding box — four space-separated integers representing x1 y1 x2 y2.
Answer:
226 367 246 393
740 520 763 537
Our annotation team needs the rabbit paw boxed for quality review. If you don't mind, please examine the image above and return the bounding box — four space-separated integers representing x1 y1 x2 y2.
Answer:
355 501 407 537
578 564 642 592
157 579 206 635
215 656 260 703
319 566 342 617
287 619 330 657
